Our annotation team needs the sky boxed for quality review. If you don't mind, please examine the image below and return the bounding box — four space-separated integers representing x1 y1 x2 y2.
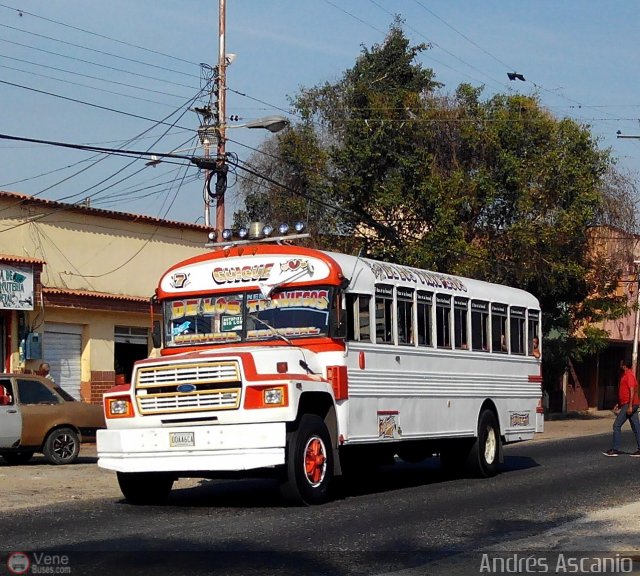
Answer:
0 0 639 229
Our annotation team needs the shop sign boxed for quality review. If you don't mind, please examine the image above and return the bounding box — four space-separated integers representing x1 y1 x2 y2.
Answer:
0 265 34 310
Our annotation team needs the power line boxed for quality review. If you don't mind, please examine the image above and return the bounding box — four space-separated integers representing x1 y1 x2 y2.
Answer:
0 61 187 109
0 91 203 221
0 36 200 91
0 78 196 129
0 2 199 67
367 0 510 92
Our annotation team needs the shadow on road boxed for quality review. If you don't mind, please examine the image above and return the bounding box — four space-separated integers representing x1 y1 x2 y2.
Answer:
145 453 540 508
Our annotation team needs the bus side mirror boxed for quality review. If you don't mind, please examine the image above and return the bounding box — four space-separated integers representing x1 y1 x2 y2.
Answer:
152 320 161 348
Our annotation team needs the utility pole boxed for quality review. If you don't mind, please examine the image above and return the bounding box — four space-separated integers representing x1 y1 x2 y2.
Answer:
215 0 228 242
193 0 287 240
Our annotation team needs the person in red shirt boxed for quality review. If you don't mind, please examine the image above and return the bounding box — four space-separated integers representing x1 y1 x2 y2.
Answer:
603 359 640 456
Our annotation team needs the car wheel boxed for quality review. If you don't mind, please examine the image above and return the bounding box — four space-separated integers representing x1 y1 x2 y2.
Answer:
117 472 174 505
2 450 35 465
43 427 80 465
280 414 334 506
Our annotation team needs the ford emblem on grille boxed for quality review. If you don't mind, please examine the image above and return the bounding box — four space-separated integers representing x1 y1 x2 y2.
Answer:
177 384 197 393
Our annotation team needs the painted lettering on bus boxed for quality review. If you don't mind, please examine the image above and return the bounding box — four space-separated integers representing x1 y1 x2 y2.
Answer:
366 261 467 292
246 290 329 313
171 296 241 319
212 263 274 285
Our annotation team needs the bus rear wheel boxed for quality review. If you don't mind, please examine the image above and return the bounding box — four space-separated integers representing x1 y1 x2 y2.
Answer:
280 414 334 506
117 472 174 505
465 409 500 477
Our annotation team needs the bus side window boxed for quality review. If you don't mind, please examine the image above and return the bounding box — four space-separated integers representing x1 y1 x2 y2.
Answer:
454 297 469 350
491 303 508 353
346 294 356 341
471 300 489 351
436 294 451 349
397 288 414 346
375 286 393 344
417 291 433 347
528 310 540 356
359 295 372 343
510 307 526 354
346 294 372 342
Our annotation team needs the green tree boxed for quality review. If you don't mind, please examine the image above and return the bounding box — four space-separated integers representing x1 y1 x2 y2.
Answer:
234 21 636 384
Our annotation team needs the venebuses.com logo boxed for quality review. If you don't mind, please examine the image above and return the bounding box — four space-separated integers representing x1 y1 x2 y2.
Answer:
7 553 30 575
6 551 71 574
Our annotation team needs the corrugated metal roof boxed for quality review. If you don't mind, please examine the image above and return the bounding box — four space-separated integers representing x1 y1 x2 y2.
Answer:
0 190 208 232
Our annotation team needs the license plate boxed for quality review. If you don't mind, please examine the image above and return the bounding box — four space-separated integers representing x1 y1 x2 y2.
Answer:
169 431 195 447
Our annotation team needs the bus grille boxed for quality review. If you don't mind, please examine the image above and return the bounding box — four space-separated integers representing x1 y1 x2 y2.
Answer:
135 361 241 415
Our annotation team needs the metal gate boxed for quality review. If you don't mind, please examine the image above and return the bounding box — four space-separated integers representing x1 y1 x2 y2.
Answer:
43 323 82 400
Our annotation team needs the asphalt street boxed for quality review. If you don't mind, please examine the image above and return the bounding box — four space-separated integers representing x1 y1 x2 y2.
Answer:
1 423 639 576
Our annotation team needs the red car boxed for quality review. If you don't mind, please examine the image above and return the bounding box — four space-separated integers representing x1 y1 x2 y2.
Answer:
0 374 105 465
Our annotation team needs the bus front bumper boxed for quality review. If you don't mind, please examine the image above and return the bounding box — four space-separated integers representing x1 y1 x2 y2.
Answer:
97 422 286 474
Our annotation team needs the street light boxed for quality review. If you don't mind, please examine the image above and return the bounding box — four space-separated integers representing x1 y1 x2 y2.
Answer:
242 115 290 133
194 115 289 232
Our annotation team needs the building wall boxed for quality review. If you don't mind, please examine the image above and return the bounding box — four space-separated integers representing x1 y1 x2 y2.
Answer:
0 192 210 403
0 194 207 297
567 226 639 410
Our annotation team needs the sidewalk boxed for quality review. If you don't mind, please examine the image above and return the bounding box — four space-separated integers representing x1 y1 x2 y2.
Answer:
519 410 640 554
536 409 615 442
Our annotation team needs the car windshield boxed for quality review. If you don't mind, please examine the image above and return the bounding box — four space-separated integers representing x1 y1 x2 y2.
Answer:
163 288 332 347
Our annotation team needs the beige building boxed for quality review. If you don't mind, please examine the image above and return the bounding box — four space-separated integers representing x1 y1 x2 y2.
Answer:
561 226 638 411
0 191 208 403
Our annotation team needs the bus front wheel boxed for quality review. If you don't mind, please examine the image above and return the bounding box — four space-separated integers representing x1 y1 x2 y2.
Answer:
280 414 334 506
465 409 500 477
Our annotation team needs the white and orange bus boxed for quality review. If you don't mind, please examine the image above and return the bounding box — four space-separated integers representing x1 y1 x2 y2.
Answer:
97 239 543 505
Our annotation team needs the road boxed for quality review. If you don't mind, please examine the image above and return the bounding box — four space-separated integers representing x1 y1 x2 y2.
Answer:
1 431 639 575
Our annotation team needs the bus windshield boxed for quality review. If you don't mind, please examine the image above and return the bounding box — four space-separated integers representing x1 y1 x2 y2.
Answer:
163 287 333 347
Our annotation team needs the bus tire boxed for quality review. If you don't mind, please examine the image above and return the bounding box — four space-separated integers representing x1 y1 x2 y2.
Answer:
117 472 174 505
280 414 334 506
465 409 500 478
43 427 80 465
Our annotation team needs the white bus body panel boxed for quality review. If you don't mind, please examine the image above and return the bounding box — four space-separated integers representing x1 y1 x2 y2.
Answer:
345 344 539 444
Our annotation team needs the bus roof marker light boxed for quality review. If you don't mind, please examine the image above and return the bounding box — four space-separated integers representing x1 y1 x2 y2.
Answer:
278 223 289 235
221 229 234 241
294 221 305 233
238 227 249 239
262 224 274 237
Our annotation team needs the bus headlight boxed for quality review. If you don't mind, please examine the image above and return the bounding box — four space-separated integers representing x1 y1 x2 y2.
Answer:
264 387 284 404
244 385 288 409
106 396 134 418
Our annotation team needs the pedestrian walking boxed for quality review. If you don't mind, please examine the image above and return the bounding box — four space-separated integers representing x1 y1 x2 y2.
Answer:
603 358 640 457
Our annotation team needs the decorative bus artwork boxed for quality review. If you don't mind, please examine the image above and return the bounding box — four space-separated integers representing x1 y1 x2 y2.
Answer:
97 242 543 506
